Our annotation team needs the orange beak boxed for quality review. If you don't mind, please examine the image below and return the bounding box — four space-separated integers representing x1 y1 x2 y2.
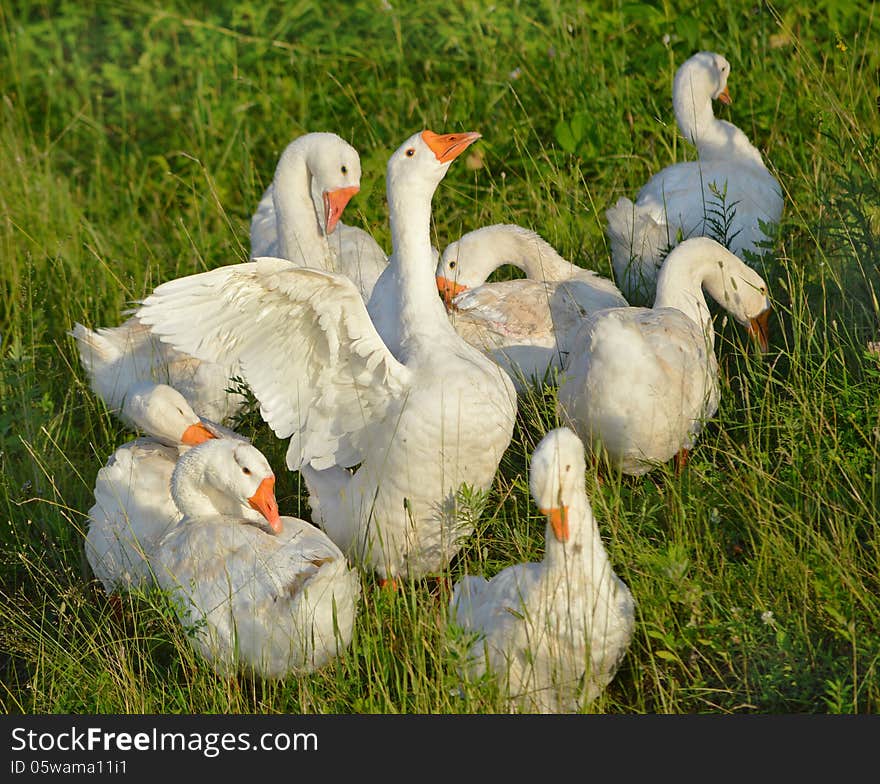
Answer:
747 307 771 353
180 422 217 446
716 85 732 105
436 275 468 308
421 130 482 164
248 476 282 534
540 506 570 543
323 185 360 235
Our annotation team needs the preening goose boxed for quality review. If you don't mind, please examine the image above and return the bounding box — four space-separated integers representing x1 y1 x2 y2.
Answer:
434 224 627 390
71 132 375 424
85 382 223 594
606 51 783 306
154 438 360 678
449 427 635 713
136 130 517 582
250 131 388 302
556 236 771 475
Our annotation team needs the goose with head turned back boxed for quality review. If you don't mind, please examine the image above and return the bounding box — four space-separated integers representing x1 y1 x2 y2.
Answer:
85 382 227 594
606 51 783 306
136 130 517 583
449 427 635 713
433 223 628 391
557 236 771 476
154 438 360 678
70 132 374 425
250 131 388 303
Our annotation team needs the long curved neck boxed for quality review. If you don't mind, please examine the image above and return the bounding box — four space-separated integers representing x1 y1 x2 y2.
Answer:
652 249 714 342
674 74 721 154
272 143 332 267
674 74 766 166
493 227 576 282
387 183 455 350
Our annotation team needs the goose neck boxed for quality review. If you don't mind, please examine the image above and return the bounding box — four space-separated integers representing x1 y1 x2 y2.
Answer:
272 149 332 266
508 231 574 282
653 252 715 340
388 189 452 338
544 497 608 578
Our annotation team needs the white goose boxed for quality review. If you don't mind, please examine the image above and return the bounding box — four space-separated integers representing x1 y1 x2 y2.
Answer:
250 131 388 302
85 382 223 594
556 237 771 476
433 224 628 390
154 438 360 679
71 132 376 424
136 130 517 583
449 426 635 713
606 51 783 306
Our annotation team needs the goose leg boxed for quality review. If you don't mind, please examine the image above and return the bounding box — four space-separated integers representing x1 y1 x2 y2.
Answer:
674 448 689 474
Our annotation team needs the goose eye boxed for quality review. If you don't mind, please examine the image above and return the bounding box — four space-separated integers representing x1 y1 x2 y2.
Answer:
405 148 415 157
341 165 348 174
448 260 457 270
242 467 251 476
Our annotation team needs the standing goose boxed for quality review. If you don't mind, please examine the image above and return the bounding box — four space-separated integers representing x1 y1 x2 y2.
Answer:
449 427 635 713
71 132 372 424
85 382 224 594
606 51 783 306
136 130 517 583
433 224 627 390
154 438 360 678
250 131 388 303
556 237 771 475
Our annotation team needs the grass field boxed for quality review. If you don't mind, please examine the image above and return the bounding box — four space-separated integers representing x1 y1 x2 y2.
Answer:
1 0 878 714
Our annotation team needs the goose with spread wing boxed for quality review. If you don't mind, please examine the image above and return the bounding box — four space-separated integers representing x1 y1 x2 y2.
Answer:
137 130 517 583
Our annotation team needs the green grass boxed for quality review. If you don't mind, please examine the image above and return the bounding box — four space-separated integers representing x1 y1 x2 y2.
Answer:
1 0 879 714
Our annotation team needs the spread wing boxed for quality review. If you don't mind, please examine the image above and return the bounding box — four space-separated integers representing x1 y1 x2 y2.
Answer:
136 258 413 470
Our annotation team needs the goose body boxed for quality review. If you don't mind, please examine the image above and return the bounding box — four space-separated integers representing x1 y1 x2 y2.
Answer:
72 133 374 423
606 51 783 306
250 132 388 302
85 383 223 593
557 237 771 475
154 439 359 678
434 224 627 390
449 427 635 713
137 130 517 581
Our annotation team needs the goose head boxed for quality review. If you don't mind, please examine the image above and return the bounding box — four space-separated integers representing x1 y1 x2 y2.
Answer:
529 427 588 545
435 229 489 306
122 382 216 447
171 439 282 534
673 51 732 145
385 129 481 221
660 237 772 351
280 132 362 235
692 238 771 352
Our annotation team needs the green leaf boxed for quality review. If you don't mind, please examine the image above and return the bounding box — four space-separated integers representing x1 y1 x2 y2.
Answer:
554 119 577 154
